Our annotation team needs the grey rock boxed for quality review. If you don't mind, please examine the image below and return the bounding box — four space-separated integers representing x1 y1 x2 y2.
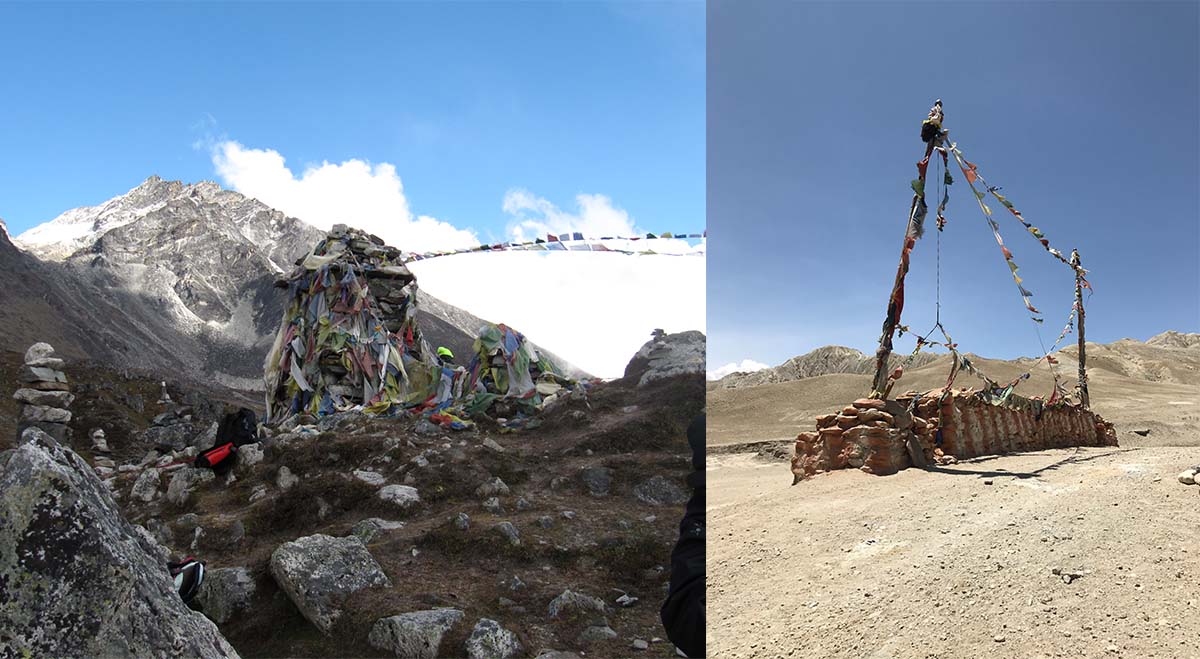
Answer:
482 497 504 514
18 366 67 384
516 497 532 511
167 467 215 506
12 388 74 408
632 638 649 650
353 518 406 543
0 427 239 658
580 467 612 497
465 618 523 659
276 466 299 490
25 357 65 369
578 625 618 643
415 420 440 436
237 443 264 470
633 476 689 506
192 422 218 450
379 484 420 509
625 330 705 386
24 342 56 364
453 512 471 530
20 405 72 424
536 516 554 529
616 593 639 607
482 437 506 452
144 423 194 452
18 420 68 443
476 476 510 498
368 608 464 659
548 589 609 622
249 486 268 504
354 469 386 486
561 511 576 520
536 652 584 659
269 533 391 634
494 521 521 546
131 467 161 502
196 567 256 625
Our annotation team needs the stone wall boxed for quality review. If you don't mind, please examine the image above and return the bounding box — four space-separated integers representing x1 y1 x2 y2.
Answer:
791 389 1117 480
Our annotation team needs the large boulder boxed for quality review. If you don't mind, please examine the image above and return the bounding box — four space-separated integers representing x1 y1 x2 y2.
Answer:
0 427 239 658
269 533 392 634
623 330 705 386
368 608 464 659
195 567 256 625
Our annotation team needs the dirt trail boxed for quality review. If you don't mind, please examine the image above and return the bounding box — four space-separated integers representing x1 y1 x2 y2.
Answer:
708 444 1200 658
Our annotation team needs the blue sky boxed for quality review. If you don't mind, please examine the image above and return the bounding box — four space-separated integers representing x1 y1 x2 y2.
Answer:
0 2 704 246
708 0 1199 373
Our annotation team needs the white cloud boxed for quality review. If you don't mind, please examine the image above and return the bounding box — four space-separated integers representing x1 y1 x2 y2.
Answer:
706 359 770 381
503 188 702 255
503 188 641 242
408 250 705 379
211 140 478 253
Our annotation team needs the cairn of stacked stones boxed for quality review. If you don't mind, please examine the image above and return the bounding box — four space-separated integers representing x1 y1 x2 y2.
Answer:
792 388 1118 481
14 342 73 443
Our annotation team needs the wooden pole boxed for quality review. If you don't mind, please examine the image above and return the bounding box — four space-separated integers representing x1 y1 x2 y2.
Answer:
1071 249 1089 408
871 100 942 397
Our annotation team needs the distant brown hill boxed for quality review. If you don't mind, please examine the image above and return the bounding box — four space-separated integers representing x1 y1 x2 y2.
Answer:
707 331 1200 448
712 345 938 389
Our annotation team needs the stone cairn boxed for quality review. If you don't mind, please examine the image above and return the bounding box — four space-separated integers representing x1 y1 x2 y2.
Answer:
14 342 74 443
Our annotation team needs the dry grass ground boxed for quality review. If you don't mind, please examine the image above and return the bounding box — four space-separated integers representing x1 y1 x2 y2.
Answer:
708 338 1200 658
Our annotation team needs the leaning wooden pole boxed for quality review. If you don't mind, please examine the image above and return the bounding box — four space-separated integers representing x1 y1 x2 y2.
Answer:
1071 249 1090 408
871 99 943 397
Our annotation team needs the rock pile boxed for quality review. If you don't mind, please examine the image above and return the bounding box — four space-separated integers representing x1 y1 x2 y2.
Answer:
792 388 1118 479
14 342 74 443
264 224 439 422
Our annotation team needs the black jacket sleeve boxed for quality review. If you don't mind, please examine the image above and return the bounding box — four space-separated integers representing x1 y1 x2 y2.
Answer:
661 414 705 657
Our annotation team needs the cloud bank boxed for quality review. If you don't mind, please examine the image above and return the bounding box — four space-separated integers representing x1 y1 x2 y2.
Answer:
706 359 770 381
409 250 705 379
211 141 478 253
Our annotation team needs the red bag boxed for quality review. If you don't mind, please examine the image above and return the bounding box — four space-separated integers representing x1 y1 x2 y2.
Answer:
195 442 235 469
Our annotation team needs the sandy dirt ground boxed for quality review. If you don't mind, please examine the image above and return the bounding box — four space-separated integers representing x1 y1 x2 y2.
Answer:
708 442 1200 658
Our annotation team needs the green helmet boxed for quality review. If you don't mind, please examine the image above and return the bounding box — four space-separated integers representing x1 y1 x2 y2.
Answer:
437 346 454 359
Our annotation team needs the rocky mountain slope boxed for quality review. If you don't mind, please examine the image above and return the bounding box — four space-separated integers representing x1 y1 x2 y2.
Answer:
708 332 1200 447
0 333 705 658
712 345 938 389
3 178 584 389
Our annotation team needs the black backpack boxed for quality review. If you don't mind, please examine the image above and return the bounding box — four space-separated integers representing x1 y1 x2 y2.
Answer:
168 556 205 603
216 408 258 447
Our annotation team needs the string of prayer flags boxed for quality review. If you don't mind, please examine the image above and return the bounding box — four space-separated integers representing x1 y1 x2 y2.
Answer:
948 144 1089 284
950 144 1044 325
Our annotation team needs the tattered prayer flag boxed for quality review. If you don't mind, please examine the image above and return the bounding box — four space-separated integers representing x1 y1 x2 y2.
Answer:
974 190 986 200
1030 227 1045 238
917 159 929 178
1018 285 1033 297
944 171 953 186
1007 260 1019 274
911 179 925 196
982 204 992 216
965 164 978 184
1001 246 1013 260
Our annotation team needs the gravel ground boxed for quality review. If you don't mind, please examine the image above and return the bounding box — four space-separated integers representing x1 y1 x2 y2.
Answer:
709 445 1200 659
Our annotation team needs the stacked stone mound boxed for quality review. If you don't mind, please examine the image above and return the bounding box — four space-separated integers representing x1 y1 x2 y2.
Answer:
14 342 74 443
792 388 1118 479
264 224 439 422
